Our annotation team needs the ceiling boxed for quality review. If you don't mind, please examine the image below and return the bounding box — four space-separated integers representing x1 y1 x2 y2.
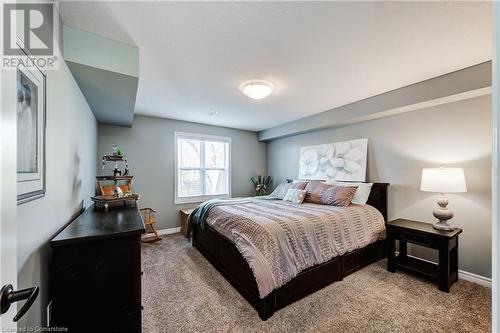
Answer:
57 1 492 132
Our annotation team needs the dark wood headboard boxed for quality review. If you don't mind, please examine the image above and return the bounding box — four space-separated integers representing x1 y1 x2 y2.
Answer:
366 182 389 222
286 179 389 222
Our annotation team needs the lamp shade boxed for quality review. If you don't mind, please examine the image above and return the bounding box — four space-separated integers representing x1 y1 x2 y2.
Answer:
420 167 467 193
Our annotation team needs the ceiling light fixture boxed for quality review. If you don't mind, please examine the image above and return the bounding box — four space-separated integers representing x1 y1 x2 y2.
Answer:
240 79 274 100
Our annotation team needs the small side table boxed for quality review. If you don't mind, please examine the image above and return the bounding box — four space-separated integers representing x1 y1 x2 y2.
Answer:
386 219 462 292
180 208 194 238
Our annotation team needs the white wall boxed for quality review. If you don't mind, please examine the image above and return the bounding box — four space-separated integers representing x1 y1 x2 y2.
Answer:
1 64 19 330
267 95 492 278
492 1 499 329
11 10 97 328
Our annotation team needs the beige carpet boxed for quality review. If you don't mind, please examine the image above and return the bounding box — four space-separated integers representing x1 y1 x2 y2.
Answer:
142 234 491 333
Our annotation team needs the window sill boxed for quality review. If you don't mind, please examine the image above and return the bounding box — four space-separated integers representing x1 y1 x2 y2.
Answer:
174 194 230 205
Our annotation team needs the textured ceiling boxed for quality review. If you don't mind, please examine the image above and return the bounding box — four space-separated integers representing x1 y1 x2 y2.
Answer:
58 1 492 131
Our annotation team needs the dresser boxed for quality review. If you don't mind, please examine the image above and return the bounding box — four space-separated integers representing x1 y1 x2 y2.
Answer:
50 205 145 332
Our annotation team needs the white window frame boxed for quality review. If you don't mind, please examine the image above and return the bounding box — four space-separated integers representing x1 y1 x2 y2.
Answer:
174 132 232 204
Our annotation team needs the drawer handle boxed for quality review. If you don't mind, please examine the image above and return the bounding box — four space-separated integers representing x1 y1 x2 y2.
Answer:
401 232 430 246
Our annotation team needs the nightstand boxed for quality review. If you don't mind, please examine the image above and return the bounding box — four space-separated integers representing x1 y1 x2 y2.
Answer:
180 208 194 238
386 218 462 292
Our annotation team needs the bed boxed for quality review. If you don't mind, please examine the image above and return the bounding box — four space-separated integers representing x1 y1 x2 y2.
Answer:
191 182 389 320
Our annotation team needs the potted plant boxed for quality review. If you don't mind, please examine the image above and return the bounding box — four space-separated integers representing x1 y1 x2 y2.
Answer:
251 175 272 196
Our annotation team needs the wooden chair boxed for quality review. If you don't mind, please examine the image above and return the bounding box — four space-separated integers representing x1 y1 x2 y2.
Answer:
140 208 162 242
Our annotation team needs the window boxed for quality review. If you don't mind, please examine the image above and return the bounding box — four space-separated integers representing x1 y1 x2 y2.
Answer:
175 132 231 204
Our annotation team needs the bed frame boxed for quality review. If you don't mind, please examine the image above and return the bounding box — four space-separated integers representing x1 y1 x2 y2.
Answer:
192 182 389 320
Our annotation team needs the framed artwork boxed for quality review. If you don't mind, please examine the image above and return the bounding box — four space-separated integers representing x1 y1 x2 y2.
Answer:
17 56 46 204
298 138 368 182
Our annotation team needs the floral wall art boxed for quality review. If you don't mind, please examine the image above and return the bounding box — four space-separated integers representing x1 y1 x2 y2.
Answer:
298 138 368 182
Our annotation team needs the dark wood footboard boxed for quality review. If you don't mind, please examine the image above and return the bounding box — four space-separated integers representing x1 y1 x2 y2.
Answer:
192 182 389 320
193 224 386 320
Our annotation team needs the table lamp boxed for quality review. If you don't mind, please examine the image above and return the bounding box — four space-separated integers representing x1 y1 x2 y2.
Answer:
420 167 467 231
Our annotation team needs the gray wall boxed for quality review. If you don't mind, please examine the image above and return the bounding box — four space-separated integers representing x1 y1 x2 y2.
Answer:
259 62 491 141
267 95 492 278
15 10 97 328
97 115 267 229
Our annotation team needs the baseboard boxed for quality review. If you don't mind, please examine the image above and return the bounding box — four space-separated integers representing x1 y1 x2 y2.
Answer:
142 227 181 241
458 270 492 288
157 227 181 236
397 252 492 288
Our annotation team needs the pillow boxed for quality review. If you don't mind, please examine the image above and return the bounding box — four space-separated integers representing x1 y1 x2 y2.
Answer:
304 181 357 206
289 181 308 191
324 181 373 205
286 179 307 184
270 181 308 199
283 189 307 204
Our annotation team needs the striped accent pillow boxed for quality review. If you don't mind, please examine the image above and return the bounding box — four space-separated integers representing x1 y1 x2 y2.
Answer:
271 181 308 199
304 181 357 206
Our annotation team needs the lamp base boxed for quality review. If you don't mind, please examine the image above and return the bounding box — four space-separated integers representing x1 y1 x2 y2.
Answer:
432 220 455 231
432 194 455 231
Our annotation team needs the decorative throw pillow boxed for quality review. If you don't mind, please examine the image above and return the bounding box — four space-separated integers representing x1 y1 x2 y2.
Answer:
283 189 307 204
304 181 357 206
290 181 308 190
324 181 373 205
270 181 308 199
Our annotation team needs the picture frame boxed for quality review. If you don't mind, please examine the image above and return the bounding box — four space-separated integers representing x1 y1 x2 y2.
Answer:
16 50 47 204
298 138 368 182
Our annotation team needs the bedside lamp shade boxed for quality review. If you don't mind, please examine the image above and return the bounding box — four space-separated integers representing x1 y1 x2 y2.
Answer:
420 168 467 194
420 167 466 231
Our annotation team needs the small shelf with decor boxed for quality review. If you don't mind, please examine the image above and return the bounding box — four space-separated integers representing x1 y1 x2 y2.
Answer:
102 154 126 162
96 175 134 182
91 193 141 210
93 145 139 210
